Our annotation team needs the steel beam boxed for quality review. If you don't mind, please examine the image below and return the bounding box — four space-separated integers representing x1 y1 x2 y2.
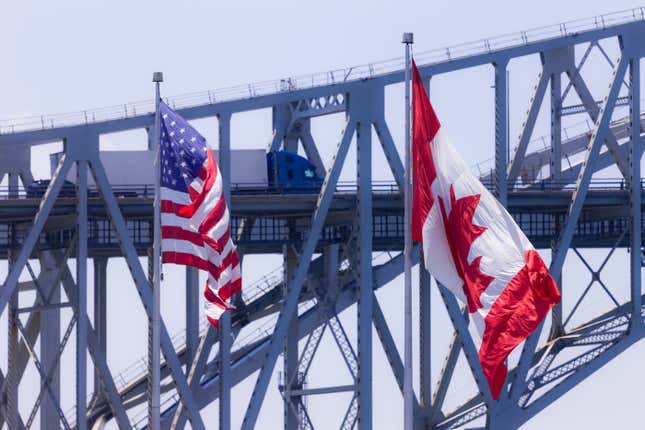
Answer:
169 328 218 430
6 249 20 429
567 68 631 181
40 256 62 428
0 154 73 316
419 255 432 422
629 55 642 333
552 56 628 281
161 246 418 425
88 156 206 429
6 16 645 146
218 110 232 430
290 384 356 397
55 255 132 430
507 71 548 185
372 295 420 412
283 244 300 430
511 54 629 404
8 172 19 199
185 267 199 363
494 61 509 205
356 117 373 429
76 159 88 430
550 72 562 179
374 117 405 194
299 120 326 176
437 285 494 407
431 324 464 422
93 257 107 399
240 119 356 430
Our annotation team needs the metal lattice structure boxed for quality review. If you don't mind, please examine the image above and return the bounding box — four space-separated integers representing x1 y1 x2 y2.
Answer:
1 7 645 429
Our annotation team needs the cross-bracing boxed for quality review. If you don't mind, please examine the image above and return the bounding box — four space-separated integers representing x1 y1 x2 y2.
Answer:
0 7 644 430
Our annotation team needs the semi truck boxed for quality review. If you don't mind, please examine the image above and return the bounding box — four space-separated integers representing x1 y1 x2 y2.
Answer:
37 149 323 196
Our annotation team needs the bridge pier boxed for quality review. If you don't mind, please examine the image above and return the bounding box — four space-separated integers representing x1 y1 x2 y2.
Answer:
93 257 108 402
282 243 301 430
628 42 643 334
40 252 62 429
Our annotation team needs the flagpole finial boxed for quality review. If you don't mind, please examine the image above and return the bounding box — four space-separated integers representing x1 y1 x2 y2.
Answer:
402 32 414 44
153 72 164 83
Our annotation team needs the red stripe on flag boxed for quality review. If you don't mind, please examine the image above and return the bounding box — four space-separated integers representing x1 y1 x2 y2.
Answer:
161 226 204 247
198 163 209 180
218 276 242 302
478 250 561 399
201 228 232 256
162 251 221 280
198 193 227 236
204 284 235 310
206 316 219 328
411 60 441 243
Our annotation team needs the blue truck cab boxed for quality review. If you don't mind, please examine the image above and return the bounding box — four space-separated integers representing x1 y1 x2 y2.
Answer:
267 151 324 193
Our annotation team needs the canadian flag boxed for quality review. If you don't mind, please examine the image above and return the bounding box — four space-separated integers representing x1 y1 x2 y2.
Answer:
411 61 561 399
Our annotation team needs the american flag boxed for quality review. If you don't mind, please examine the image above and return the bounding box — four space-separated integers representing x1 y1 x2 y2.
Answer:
159 101 241 327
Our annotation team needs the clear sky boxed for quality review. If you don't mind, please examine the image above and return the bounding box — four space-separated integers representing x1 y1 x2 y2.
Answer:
1 0 644 428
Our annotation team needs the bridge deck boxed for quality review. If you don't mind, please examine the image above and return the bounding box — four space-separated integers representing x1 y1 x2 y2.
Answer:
0 185 639 258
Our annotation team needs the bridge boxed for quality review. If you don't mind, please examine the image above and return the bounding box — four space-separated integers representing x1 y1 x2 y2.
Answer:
0 6 644 430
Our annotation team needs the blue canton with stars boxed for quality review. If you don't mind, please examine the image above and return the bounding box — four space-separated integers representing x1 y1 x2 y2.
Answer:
159 101 210 193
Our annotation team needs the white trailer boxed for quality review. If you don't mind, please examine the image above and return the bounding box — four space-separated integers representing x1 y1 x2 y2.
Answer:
49 149 268 187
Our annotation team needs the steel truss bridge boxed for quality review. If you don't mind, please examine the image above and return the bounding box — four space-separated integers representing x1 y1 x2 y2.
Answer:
1 7 645 430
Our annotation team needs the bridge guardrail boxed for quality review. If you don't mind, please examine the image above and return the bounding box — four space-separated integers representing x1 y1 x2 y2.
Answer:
1 8 644 134
0 178 640 200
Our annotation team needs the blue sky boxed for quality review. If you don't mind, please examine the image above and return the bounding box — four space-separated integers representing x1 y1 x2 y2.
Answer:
1 0 644 428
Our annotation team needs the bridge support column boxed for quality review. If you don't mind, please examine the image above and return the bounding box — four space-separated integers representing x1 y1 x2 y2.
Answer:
93 257 108 400
218 111 233 430
185 267 199 363
282 244 300 430
629 55 642 333
550 71 562 179
76 159 89 430
418 256 432 427
41 253 62 429
6 248 20 429
356 117 373 429
494 61 508 206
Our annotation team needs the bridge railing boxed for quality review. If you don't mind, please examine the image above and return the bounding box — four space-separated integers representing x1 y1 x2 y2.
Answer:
0 178 639 200
1 8 644 135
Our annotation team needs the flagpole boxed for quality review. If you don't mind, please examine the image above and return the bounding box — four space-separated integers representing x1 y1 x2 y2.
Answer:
402 32 414 430
150 71 163 430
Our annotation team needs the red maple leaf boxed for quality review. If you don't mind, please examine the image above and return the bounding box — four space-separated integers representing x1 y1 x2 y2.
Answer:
438 185 494 313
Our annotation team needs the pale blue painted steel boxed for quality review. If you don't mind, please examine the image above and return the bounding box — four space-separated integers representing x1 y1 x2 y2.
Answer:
550 71 562 179
419 258 432 422
55 253 133 429
240 119 357 429
373 118 405 192
88 156 206 430
218 110 233 430
551 56 628 281
93 257 108 395
1 12 645 429
185 267 199 363
357 118 374 429
629 55 642 333
437 285 494 407
76 159 88 430
510 52 630 406
0 155 73 315
507 70 548 185
494 61 508 206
